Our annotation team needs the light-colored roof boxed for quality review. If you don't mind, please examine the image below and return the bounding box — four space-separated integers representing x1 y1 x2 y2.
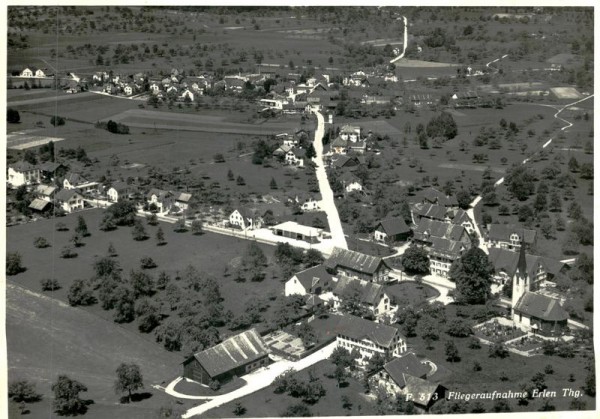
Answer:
325 247 389 275
272 221 322 238
34 184 57 196
488 224 537 244
29 198 51 211
55 189 81 202
413 218 468 242
190 329 269 378
514 292 568 322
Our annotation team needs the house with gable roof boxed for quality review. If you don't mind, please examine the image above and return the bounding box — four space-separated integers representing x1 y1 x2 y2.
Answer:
63 173 99 194
488 247 569 286
332 276 393 317
374 217 412 243
7 161 41 188
54 189 85 213
107 181 133 202
285 264 334 297
326 247 391 283
487 224 537 251
182 328 270 385
146 188 173 213
228 208 261 230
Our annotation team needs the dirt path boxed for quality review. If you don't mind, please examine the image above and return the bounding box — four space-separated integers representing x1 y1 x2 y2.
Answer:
390 16 408 64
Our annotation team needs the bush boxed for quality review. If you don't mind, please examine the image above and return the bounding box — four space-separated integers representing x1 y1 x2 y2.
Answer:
60 246 78 259
67 279 95 306
56 222 69 231
50 115 66 126
140 256 157 269
488 342 509 358
7 108 20 123
445 319 472 337
41 279 61 291
33 236 51 248
6 252 25 275
8 380 41 403
209 380 221 391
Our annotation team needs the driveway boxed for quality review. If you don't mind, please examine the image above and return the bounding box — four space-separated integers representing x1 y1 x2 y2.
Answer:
311 110 348 250
181 341 338 418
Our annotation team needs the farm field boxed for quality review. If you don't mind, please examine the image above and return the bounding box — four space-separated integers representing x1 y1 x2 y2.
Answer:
6 283 197 418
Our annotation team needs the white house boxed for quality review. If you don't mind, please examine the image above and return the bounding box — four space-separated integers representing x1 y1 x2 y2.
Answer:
332 276 393 317
259 98 285 110
339 124 361 142
284 265 334 297
229 208 260 230
339 172 363 193
179 89 194 102
20 68 34 78
63 173 99 194
123 84 134 96
146 188 173 213
173 192 192 211
55 189 84 213
107 181 131 202
34 184 57 202
7 162 41 188
285 149 306 166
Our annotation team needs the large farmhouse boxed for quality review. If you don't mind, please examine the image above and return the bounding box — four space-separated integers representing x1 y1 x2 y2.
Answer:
182 329 270 385
325 247 391 283
284 264 334 296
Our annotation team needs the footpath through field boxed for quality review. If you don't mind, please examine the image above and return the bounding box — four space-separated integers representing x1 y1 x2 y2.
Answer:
389 15 408 64
311 110 348 250
181 342 338 418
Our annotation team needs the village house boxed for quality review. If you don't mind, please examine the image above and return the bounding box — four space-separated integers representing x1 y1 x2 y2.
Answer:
123 83 134 96
28 198 52 213
284 264 334 297
408 93 436 108
339 124 361 142
182 329 270 385
332 276 393 317
412 218 471 246
511 245 569 336
373 217 412 243
63 173 99 194
223 75 247 92
146 188 173 213
371 353 446 410
173 192 192 211
285 148 306 167
325 247 391 283
312 313 407 362
339 172 363 194
487 224 537 251
20 67 48 78
329 154 361 169
54 189 85 213
330 136 349 154
287 192 320 212
428 237 469 278
179 89 194 102
107 181 132 202
420 187 459 208
488 247 569 286
33 184 57 202
451 91 480 108
228 208 261 230
411 203 475 234
272 143 293 159
270 221 323 243
7 161 41 188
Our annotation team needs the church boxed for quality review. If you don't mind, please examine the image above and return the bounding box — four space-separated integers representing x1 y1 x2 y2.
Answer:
511 244 569 337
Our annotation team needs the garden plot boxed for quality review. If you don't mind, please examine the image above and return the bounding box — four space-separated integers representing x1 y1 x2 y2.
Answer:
550 87 583 100
7 130 65 150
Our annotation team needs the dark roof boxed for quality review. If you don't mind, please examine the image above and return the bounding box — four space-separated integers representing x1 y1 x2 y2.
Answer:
377 217 411 236
64 172 88 185
339 172 361 185
293 265 334 291
384 353 430 387
488 224 537 244
325 247 390 275
321 314 402 348
404 375 443 407
330 154 357 168
191 329 269 378
414 203 447 221
488 248 567 280
9 161 38 172
110 181 130 193
293 148 307 158
29 198 51 211
55 189 81 202
37 161 63 173
413 218 468 242
429 237 466 260
331 136 348 148
421 188 458 207
147 188 171 200
333 276 386 306
514 292 568 322
451 209 472 226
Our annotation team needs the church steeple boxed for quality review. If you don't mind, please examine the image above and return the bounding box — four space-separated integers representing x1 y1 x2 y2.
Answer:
511 241 529 315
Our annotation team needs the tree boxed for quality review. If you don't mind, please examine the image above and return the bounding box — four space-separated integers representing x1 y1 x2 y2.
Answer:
105 201 137 226
449 248 494 304
416 315 440 349
50 115 66 126
305 143 316 159
75 215 90 237
531 372 547 391
488 342 509 358
236 175 246 185
147 213 158 226
8 380 41 403
233 402 247 416
270 177 278 190
108 242 117 257
6 252 25 275
281 403 312 417
445 340 460 362
41 278 61 291
191 219 203 235
156 226 166 245
140 256 157 269
100 213 117 231
94 256 120 279
52 375 89 416
130 270 155 298
132 219 148 240
173 219 187 232
584 369 595 396
114 287 136 323
241 242 267 281
339 280 369 317
7 108 20 123
456 189 471 209
115 363 144 403
445 319 472 337
67 279 95 306
401 245 430 275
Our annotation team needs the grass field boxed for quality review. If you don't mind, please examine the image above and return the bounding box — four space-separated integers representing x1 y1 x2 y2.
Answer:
6 283 198 418
386 282 440 307
203 360 380 417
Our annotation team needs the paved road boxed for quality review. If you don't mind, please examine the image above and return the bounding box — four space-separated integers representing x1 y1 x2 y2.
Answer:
311 110 348 250
390 16 408 64
182 342 338 418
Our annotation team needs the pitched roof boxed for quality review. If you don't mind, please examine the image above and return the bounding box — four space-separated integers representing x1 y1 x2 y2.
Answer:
421 188 458 207
340 124 361 134
293 264 334 291
514 292 568 322
34 184 57 196
451 209 472 226
29 198 51 211
413 218 467 242
10 161 38 172
330 154 357 168
331 136 348 148
147 188 171 200
110 181 130 193
404 375 442 407
339 172 361 185
329 314 402 348
333 276 386 306
488 224 537 244
488 248 567 280
383 353 430 387
174 192 192 202
191 329 269 378
429 237 466 260
55 189 81 202
37 161 63 173
293 148 307 158
64 172 88 185
414 203 448 221
377 217 411 236
325 247 389 275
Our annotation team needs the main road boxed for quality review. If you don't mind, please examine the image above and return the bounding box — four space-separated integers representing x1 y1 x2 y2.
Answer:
311 110 348 250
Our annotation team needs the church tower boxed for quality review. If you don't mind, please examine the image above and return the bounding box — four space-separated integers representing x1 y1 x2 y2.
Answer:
511 243 530 317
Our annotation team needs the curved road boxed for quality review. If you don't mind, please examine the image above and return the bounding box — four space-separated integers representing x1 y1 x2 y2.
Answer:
467 94 594 253
312 110 348 250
